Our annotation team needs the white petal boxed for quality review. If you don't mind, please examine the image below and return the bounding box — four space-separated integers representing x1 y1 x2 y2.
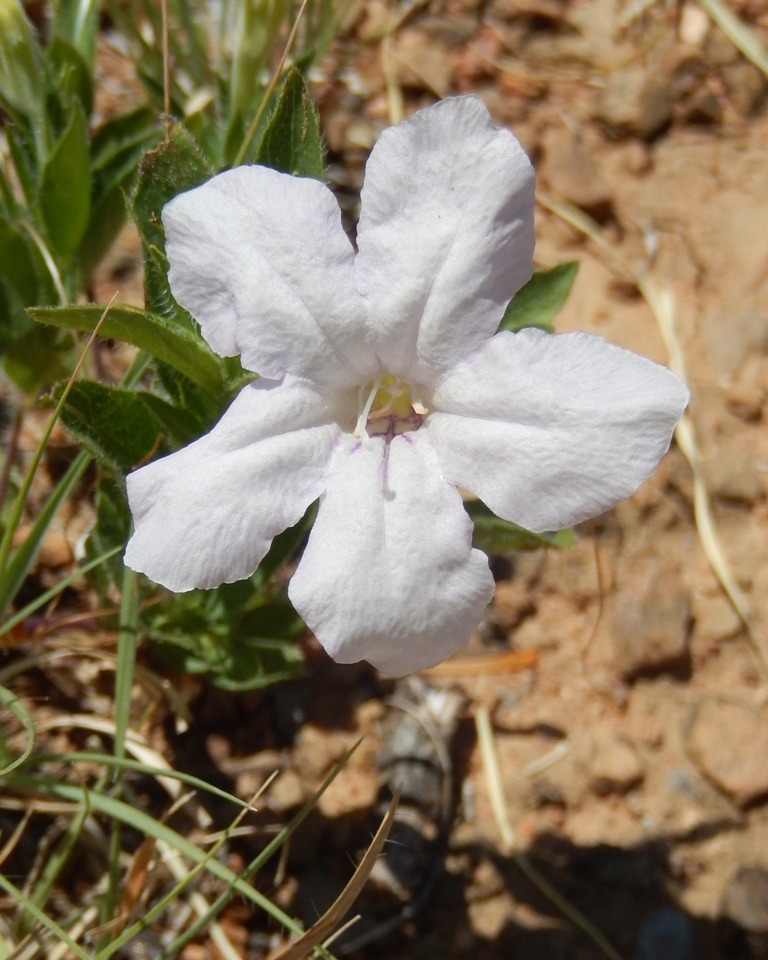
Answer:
429 329 689 531
124 377 340 591
288 431 494 676
164 166 376 388
355 96 535 385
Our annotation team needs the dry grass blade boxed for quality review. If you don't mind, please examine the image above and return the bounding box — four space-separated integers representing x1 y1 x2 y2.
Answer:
422 649 539 677
696 0 768 77
475 706 625 960
0 809 33 870
274 789 401 960
536 188 768 676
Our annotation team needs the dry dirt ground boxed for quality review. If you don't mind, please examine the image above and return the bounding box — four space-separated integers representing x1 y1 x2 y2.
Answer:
11 0 768 957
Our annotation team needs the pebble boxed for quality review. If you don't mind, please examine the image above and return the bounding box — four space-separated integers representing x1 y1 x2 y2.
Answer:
723 867 768 932
724 382 764 422
588 730 644 796
595 66 674 139
541 127 613 218
704 449 764 505
635 907 695 960
687 699 768 806
610 563 690 677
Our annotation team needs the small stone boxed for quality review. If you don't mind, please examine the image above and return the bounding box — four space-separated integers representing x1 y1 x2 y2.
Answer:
705 449 764 505
723 867 768 933
268 769 306 811
493 580 535 630
679 3 709 45
721 59 768 117
724 382 764 422
540 127 613 218
687 699 768 806
588 731 644 795
12 526 73 568
691 592 741 642
37 533 73 568
596 66 674 139
635 907 695 960
611 561 691 677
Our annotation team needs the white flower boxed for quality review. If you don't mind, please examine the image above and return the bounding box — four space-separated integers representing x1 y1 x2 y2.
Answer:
124 95 688 676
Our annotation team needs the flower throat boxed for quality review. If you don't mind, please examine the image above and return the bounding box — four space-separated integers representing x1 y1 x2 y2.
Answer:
353 374 426 442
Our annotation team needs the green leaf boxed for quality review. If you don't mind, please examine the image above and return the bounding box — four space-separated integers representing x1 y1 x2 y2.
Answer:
39 100 91 259
130 122 212 325
0 0 47 154
51 0 99 70
3 323 78 393
131 121 211 252
84 477 131 593
46 35 93 117
466 500 576 552
0 213 40 304
28 303 227 395
255 67 323 179
55 380 169 472
499 262 579 334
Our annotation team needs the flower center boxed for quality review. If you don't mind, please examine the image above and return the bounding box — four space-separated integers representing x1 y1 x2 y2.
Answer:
353 374 427 441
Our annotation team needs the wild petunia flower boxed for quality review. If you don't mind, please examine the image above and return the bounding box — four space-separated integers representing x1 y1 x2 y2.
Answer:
124 96 688 676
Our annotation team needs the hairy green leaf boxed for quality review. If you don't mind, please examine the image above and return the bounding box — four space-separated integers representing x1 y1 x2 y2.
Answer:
256 67 323 179
84 477 131 593
56 380 170 471
0 0 47 154
39 100 91 258
51 0 99 70
499 261 579 333
28 303 227 394
46 35 93 117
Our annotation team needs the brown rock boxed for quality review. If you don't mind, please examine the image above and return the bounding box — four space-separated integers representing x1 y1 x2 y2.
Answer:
724 381 764 421
721 59 768 117
268 769 306 811
705 449 764 505
493 580 535 630
596 66 674 139
541 127 613 218
588 731 644 795
691 592 742 642
12 526 73 568
723 867 768 933
611 561 691 677
687 699 768 806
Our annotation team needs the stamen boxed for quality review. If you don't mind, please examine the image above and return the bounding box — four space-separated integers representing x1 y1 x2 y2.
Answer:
353 375 383 438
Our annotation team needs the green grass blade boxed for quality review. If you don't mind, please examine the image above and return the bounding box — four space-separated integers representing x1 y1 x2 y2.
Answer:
0 873 90 960
113 568 138 765
93 785 259 960
0 546 122 639
0 683 34 776
18 795 90 937
18 776 309 935
29 752 258 810
0 449 90 615
156 743 362 960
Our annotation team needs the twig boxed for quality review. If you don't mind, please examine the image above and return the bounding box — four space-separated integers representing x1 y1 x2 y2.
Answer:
160 0 171 115
234 0 312 167
536 187 768 676
273 791 400 960
475 706 625 960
